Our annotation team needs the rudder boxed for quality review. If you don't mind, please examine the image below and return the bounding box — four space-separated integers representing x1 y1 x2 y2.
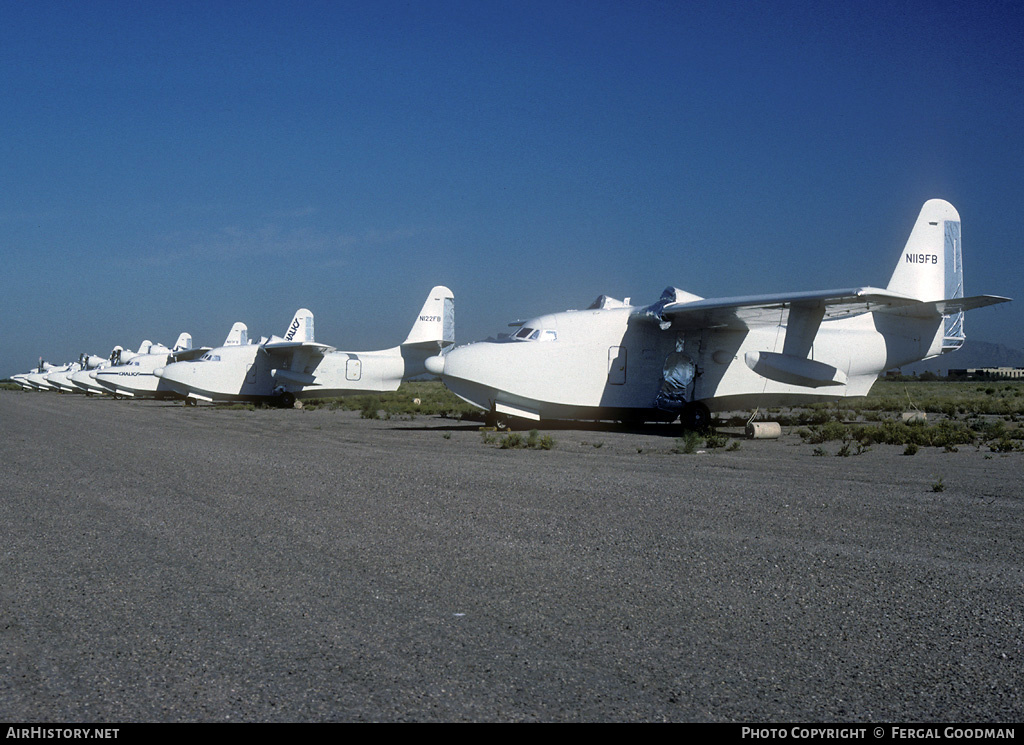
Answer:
886 199 965 351
224 323 248 346
284 308 315 343
887 199 962 302
403 286 455 348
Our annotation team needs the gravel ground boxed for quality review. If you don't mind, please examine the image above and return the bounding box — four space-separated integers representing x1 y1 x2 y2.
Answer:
1 391 1022 722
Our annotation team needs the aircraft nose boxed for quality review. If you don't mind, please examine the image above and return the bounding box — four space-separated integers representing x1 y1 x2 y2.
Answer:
436 344 486 382
155 363 192 387
424 355 445 376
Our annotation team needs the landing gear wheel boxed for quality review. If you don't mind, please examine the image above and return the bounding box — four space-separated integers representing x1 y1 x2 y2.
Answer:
185 398 197 407
278 392 297 408
680 401 711 432
485 407 510 430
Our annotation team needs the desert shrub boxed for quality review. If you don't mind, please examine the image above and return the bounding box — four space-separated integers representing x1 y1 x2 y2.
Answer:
989 437 1018 453
486 430 555 450
359 396 381 419
499 432 524 449
704 432 730 449
673 431 702 454
806 420 849 443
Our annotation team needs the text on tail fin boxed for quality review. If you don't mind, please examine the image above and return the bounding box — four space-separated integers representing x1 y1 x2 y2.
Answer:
403 286 455 347
886 199 966 352
225 322 248 346
284 308 315 343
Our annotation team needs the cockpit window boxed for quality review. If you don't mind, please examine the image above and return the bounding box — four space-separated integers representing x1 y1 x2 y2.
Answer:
199 353 221 362
512 327 557 342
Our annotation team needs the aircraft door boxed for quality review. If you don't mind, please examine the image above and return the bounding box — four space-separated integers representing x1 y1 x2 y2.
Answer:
608 346 627 385
245 364 257 386
345 358 362 381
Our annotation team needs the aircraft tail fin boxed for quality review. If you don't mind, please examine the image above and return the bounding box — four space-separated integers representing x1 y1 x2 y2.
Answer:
224 322 248 346
173 333 193 351
886 199 966 352
402 286 455 348
283 308 315 343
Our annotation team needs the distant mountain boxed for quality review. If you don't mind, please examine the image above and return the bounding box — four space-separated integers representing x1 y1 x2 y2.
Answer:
900 340 1024 376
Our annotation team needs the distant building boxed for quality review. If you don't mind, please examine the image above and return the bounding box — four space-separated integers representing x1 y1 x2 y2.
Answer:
947 367 1024 380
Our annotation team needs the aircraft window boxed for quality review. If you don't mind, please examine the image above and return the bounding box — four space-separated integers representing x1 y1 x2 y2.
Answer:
512 327 557 342
200 353 221 362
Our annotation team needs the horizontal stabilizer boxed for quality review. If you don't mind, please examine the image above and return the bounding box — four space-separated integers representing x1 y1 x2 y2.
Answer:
875 294 1011 318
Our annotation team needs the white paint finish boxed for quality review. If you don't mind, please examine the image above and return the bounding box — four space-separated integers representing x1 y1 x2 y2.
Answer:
155 287 454 403
435 201 1009 423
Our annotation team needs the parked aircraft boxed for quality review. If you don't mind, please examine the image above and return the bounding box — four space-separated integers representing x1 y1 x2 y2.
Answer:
92 333 209 399
10 373 34 390
70 345 141 395
155 286 454 405
36 351 117 393
425 200 1010 428
45 361 86 393
12 361 59 391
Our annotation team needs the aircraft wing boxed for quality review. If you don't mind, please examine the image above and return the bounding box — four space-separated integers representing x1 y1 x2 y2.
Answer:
170 347 211 362
639 286 1011 331
638 286 923 331
262 340 336 355
638 286 1010 370
261 340 335 388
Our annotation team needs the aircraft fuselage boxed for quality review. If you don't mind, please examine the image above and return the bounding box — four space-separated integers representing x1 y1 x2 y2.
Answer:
93 354 182 399
156 344 418 402
437 305 944 421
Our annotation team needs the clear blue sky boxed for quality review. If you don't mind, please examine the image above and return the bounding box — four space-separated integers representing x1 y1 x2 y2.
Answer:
2 0 1021 377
